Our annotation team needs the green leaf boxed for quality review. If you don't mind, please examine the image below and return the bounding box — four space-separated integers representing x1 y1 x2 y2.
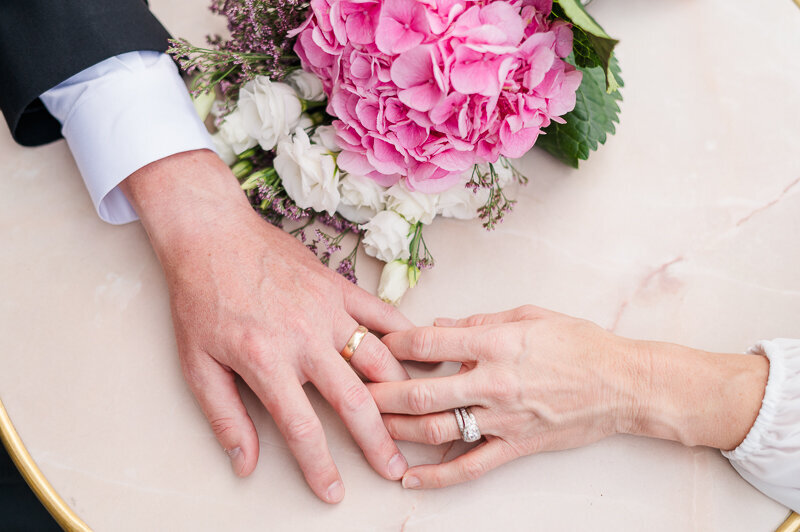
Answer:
535 57 623 168
550 3 598 69
553 0 620 93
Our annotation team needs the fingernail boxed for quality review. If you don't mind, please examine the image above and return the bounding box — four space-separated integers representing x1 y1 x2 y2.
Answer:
402 475 421 489
388 453 408 478
226 447 245 476
326 480 344 503
434 318 457 327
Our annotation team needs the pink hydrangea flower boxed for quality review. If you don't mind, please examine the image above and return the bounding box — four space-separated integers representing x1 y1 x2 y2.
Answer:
294 0 582 193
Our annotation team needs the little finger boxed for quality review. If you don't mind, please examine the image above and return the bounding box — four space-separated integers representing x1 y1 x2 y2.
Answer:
401 439 518 489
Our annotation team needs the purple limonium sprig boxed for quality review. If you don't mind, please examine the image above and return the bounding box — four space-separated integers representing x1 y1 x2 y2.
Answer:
317 212 362 235
168 0 311 103
467 161 527 231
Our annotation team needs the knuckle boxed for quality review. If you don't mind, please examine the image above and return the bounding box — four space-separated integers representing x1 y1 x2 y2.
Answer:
209 416 238 440
339 383 373 414
466 314 488 327
423 418 448 445
377 300 399 323
410 328 435 359
362 344 391 375
181 361 203 387
286 317 314 339
407 384 434 414
517 305 539 320
284 416 323 444
476 329 505 360
485 373 519 404
382 415 398 437
461 458 488 481
239 331 271 367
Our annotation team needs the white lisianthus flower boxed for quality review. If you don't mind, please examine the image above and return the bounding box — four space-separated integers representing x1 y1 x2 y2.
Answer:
378 260 411 305
337 174 386 224
210 132 238 166
437 178 489 220
385 183 438 225
217 108 257 155
239 76 303 151
274 128 340 215
363 210 413 262
286 70 326 101
312 125 341 152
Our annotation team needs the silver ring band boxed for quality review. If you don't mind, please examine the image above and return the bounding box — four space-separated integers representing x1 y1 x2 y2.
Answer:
453 407 481 443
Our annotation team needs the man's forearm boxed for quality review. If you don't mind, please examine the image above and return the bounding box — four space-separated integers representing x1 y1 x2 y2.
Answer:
119 149 253 257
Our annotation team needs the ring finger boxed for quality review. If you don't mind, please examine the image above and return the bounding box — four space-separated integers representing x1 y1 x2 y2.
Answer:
336 315 409 382
383 407 494 445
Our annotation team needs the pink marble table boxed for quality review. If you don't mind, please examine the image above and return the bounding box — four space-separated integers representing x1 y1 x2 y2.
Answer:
1 0 799 530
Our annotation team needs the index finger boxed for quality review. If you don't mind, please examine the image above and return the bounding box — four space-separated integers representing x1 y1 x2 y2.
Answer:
382 326 480 363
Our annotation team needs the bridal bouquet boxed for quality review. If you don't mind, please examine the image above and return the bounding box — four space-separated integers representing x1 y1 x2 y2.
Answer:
170 0 622 303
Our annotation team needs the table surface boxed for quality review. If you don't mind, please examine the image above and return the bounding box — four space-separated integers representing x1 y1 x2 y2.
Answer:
2 0 799 530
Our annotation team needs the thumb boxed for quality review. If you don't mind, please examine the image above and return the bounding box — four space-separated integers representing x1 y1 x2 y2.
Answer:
181 352 260 477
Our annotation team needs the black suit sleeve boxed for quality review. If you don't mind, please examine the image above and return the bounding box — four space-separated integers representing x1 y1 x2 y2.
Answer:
0 1 171 147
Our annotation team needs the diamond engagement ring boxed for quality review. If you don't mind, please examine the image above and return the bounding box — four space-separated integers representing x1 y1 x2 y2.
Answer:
454 407 481 443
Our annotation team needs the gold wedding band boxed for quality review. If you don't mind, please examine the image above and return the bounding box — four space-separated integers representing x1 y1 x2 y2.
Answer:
341 325 368 362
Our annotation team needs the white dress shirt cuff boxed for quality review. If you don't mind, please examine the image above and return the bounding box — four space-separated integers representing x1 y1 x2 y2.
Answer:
40 52 216 224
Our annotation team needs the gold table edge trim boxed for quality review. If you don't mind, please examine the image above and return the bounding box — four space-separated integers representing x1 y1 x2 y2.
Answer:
777 512 800 532
0 397 91 532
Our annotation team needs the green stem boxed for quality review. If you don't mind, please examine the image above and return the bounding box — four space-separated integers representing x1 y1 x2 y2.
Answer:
290 216 316 236
241 167 278 190
408 223 423 266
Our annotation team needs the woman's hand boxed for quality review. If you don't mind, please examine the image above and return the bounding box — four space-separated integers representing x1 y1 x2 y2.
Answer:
368 305 769 490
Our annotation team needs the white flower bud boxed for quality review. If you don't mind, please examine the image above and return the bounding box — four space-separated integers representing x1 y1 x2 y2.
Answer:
192 89 216 122
311 125 341 152
378 260 411 305
297 114 314 131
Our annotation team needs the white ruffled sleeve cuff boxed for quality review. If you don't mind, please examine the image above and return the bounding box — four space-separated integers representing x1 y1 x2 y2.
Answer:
40 51 216 224
722 338 800 512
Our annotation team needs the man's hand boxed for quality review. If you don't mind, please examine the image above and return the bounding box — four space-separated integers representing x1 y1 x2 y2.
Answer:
121 149 413 503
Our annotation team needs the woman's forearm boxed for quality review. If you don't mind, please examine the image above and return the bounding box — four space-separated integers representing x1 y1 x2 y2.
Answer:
624 340 769 450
